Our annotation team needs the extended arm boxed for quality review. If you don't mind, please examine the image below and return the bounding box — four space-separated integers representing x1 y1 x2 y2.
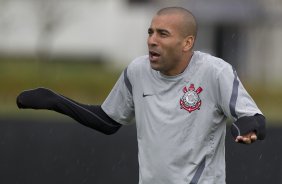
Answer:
16 88 122 135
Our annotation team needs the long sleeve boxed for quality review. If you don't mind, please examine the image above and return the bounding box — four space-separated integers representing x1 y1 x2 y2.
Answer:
16 87 122 135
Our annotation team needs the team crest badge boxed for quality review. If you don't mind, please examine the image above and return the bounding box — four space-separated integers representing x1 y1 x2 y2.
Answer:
180 84 203 113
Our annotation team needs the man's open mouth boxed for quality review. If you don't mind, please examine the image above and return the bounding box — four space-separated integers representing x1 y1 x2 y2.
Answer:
149 51 161 61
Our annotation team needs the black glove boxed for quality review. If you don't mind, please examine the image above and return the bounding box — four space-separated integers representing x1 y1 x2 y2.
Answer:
17 87 58 110
231 114 266 140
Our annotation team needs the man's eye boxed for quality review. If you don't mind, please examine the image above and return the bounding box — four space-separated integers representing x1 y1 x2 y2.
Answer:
160 32 168 37
148 29 153 35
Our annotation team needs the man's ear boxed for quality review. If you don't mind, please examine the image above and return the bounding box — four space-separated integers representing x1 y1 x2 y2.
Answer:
183 35 195 52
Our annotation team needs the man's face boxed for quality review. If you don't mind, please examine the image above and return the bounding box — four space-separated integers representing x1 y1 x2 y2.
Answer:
147 14 186 75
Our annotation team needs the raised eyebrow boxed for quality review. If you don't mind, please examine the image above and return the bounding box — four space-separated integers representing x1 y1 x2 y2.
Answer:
156 28 170 35
147 28 170 35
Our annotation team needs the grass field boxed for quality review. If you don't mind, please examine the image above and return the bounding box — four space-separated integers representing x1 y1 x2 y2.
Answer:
1 56 281 123
0 57 121 119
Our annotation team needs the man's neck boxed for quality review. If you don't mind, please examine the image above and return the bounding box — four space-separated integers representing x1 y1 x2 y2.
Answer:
173 51 194 76
159 51 194 76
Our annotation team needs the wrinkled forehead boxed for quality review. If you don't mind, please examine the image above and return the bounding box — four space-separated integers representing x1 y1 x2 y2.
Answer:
150 14 184 32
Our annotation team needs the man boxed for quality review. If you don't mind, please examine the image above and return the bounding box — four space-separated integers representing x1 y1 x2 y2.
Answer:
17 7 265 184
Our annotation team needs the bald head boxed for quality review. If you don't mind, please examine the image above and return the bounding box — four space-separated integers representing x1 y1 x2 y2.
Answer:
156 7 197 39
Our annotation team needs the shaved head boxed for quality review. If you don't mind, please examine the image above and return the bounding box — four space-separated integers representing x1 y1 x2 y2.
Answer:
156 7 197 39
147 7 197 75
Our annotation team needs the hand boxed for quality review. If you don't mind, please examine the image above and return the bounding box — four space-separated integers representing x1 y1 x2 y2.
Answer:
235 132 257 144
16 87 56 110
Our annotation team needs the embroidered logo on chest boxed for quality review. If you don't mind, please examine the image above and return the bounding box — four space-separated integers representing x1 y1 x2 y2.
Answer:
180 84 203 113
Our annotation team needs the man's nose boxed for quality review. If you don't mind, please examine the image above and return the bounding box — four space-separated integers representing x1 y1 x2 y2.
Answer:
147 34 158 47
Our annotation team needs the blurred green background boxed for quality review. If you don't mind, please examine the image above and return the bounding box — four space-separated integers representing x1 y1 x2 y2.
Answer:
1 0 282 125
0 56 121 119
1 56 281 123
0 1 281 183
